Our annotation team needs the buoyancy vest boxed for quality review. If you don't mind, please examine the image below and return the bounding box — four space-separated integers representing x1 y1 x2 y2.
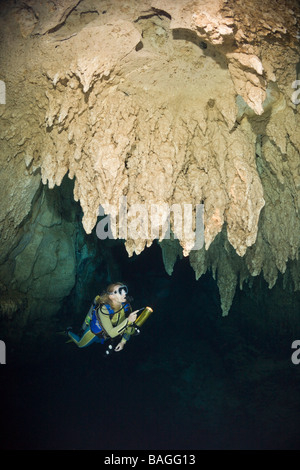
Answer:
90 302 131 336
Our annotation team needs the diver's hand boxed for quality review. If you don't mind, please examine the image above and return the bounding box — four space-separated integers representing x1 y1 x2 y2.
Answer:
115 341 125 352
128 311 138 324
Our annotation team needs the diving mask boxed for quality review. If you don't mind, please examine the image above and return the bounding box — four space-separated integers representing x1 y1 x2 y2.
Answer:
110 285 128 296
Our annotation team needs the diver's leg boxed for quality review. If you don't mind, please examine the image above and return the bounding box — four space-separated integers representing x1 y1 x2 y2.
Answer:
68 328 97 348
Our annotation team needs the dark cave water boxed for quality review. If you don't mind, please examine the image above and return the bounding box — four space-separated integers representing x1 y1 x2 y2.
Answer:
1 241 300 450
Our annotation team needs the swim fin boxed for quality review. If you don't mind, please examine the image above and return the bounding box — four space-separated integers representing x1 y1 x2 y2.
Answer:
57 327 73 343
57 326 72 335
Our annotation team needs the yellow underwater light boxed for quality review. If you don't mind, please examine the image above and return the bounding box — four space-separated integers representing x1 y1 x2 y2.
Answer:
135 306 153 328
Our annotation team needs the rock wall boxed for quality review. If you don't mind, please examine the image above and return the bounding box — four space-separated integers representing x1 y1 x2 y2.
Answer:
0 0 299 317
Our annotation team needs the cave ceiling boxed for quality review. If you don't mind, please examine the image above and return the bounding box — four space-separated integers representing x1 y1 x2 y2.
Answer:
0 0 300 315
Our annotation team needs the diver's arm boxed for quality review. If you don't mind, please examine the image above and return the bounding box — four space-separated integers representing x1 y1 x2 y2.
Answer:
98 306 129 339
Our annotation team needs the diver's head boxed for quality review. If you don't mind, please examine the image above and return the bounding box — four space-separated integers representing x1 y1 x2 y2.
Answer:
106 282 128 305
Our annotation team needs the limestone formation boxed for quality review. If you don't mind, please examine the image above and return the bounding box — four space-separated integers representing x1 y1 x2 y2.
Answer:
0 0 299 318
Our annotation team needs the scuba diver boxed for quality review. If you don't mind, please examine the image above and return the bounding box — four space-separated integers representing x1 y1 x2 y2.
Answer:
67 282 153 353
